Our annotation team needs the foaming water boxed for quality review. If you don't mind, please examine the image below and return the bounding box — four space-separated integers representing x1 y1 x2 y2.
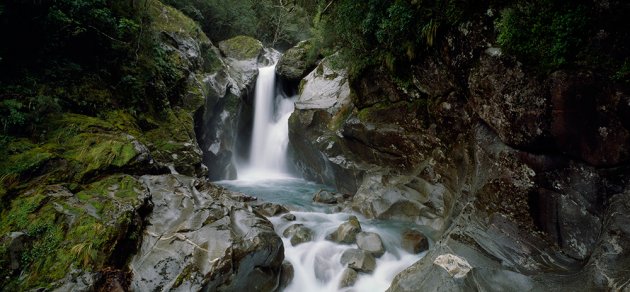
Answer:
217 178 426 292
241 63 295 178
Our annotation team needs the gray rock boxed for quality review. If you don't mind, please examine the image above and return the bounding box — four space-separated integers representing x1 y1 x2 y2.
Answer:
276 40 317 81
6 232 31 271
283 224 314 246
313 189 338 204
356 232 385 257
401 229 429 254
129 174 284 292
340 248 376 273
327 216 362 244
255 202 289 217
339 268 358 288
282 213 297 221
279 261 294 290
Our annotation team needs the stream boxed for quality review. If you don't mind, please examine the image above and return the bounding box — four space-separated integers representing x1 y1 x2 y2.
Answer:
213 60 426 291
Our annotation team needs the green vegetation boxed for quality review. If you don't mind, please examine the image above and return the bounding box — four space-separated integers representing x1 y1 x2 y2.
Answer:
162 0 314 48
497 1 589 71
0 175 145 290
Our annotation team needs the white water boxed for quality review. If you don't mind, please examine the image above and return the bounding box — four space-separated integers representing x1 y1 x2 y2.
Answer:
220 57 424 291
218 179 426 292
239 64 295 180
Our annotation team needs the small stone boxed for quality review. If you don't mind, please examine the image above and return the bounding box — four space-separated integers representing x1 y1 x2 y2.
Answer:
340 248 376 273
283 224 313 246
356 232 385 257
255 202 289 217
327 216 362 244
282 213 296 221
338 268 358 288
433 254 472 279
313 190 337 204
401 229 429 254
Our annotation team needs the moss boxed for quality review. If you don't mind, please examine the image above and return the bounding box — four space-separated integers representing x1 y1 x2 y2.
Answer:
327 102 353 131
0 175 145 289
173 264 198 288
202 48 223 73
218 35 263 60
104 110 142 137
148 0 209 43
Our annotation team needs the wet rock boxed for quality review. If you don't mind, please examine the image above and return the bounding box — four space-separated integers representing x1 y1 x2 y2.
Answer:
356 232 385 257
129 174 284 291
6 232 31 271
279 261 294 290
255 202 289 217
313 189 338 204
339 268 358 288
327 216 362 244
276 40 317 81
282 213 297 221
401 229 429 254
283 224 314 246
340 249 376 273
433 254 472 279
468 55 551 149
549 71 630 166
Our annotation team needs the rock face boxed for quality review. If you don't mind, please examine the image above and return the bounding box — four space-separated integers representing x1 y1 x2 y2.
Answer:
327 216 362 244
276 40 317 81
195 35 280 180
129 175 284 291
356 232 385 257
287 10 630 292
433 254 472 279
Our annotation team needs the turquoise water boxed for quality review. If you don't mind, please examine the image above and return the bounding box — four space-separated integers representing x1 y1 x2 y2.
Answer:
216 177 426 292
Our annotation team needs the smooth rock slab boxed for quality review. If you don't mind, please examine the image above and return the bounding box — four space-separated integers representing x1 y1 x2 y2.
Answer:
340 248 376 273
356 232 385 257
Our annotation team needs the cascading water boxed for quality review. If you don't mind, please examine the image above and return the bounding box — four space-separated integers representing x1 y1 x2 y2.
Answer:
219 53 425 291
238 63 294 179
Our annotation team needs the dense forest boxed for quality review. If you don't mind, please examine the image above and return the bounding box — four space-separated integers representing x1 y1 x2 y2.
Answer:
1 0 629 291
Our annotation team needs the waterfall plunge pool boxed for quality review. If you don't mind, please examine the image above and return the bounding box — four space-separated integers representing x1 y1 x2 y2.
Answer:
217 178 427 292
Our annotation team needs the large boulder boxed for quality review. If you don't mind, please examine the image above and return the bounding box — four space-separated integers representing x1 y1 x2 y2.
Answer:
276 40 317 81
129 175 284 291
218 35 264 60
283 224 314 246
327 216 362 244
340 248 376 273
356 232 385 257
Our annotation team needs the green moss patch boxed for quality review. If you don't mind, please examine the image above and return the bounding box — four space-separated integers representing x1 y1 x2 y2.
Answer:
218 35 263 60
0 175 146 290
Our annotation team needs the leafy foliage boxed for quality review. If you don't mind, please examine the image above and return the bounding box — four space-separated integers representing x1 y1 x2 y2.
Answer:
312 0 479 78
162 0 313 48
497 1 589 71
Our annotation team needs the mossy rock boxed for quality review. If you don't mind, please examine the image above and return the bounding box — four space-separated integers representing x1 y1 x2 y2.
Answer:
218 35 263 60
148 0 209 43
0 175 148 290
277 40 318 81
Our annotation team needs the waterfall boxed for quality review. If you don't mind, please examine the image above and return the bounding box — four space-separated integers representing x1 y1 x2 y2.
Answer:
239 63 294 180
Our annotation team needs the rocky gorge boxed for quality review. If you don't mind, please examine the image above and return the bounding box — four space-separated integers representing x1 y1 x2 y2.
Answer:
1 0 630 291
